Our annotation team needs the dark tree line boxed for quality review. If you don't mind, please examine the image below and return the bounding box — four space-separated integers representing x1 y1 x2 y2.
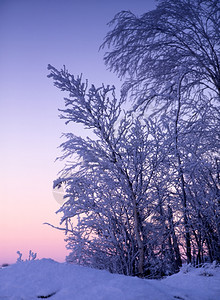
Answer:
48 0 219 278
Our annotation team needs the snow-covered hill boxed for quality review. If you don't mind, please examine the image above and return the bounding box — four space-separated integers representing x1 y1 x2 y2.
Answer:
0 259 219 300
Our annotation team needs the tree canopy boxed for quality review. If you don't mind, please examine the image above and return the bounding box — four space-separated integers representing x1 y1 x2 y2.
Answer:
48 0 220 278
102 0 219 111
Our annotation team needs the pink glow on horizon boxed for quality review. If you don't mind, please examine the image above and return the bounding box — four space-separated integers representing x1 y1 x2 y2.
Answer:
0 169 68 264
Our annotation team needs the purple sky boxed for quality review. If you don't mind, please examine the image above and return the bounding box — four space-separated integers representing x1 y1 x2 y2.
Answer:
0 0 155 265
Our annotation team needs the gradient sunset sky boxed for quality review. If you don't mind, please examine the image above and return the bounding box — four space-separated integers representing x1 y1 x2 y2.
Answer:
0 0 155 265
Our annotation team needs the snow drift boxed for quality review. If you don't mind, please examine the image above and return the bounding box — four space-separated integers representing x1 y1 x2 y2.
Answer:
0 259 219 300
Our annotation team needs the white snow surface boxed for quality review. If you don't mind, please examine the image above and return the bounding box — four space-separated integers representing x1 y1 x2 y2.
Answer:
0 259 219 300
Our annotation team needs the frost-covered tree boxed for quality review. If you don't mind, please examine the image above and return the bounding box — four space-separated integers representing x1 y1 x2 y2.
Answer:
48 65 170 276
48 62 219 275
48 0 220 278
102 0 220 265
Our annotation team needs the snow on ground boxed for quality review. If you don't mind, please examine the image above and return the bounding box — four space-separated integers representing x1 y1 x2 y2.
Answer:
0 259 219 300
